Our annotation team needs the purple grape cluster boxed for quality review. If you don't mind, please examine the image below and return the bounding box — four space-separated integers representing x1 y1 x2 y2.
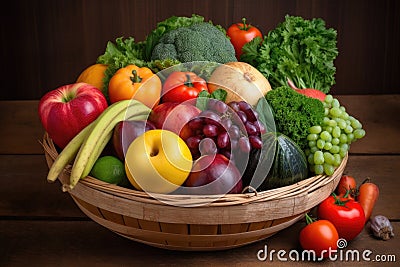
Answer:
182 99 265 161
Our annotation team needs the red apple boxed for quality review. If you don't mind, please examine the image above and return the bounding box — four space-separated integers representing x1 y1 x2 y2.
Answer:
149 102 201 135
184 154 243 195
38 82 108 148
112 120 156 160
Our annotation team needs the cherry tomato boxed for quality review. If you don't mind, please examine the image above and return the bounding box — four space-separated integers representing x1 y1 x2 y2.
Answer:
162 71 209 103
299 214 339 259
317 194 365 241
227 18 263 60
336 175 357 198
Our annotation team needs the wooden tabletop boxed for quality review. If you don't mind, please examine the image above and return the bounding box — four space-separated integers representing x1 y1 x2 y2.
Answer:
1 95 399 266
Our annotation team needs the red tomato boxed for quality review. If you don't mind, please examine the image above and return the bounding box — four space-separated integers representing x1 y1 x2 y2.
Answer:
162 71 208 103
299 214 339 259
227 18 263 59
335 175 357 198
317 194 365 241
38 83 108 148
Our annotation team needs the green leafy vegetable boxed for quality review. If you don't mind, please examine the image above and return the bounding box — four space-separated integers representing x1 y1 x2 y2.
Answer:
242 15 338 93
96 37 147 99
265 85 324 150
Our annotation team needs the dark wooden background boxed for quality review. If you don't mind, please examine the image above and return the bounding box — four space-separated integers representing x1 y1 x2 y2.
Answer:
1 0 399 100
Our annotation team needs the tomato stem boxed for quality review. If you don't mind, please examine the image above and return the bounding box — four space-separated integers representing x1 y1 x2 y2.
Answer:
332 192 350 207
305 213 315 225
361 177 371 185
131 70 142 83
343 189 351 198
184 74 194 87
240 18 250 31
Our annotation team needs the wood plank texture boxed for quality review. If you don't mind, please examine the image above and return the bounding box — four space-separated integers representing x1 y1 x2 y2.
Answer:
1 0 399 100
1 220 398 266
336 95 400 154
0 100 44 154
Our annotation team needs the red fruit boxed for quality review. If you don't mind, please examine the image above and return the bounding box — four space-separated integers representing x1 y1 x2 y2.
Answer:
227 18 263 60
38 82 108 148
299 214 339 259
184 154 243 195
336 175 357 196
318 194 365 241
162 71 209 103
149 102 201 135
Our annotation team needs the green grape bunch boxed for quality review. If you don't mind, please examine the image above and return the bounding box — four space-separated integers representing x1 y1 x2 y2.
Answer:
305 95 366 175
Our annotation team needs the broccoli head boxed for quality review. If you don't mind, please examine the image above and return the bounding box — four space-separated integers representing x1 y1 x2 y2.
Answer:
150 22 237 64
265 85 324 150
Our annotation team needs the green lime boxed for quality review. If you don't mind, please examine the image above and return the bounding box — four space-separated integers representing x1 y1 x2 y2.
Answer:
90 156 129 186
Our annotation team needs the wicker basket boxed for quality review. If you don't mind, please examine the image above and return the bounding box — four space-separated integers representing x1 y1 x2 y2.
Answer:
42 133 346 251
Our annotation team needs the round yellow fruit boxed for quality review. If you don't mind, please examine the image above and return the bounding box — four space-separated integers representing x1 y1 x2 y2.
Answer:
208 61 272 106
125 129 193 194
76 63 108 92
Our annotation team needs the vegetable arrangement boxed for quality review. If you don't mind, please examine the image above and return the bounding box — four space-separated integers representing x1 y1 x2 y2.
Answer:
299 174 393 258
53 13 369 187
38 12 387 253
96 14 236 99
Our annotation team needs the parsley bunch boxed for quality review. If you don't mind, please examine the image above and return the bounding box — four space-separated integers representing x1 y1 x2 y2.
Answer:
265 85 325 150
242 15 338 94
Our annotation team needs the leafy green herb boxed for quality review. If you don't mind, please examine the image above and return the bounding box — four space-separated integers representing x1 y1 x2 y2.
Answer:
265 85 324 150
242 15 338 94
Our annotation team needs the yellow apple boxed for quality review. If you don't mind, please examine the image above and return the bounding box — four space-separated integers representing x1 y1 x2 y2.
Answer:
125 129 193 194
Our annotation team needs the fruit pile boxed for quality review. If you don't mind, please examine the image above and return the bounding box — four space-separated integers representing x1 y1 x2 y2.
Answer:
39 15 366 197
182 100 264 160
40 62 273 195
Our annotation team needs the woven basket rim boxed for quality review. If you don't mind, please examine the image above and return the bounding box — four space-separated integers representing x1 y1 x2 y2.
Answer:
41 132 347 207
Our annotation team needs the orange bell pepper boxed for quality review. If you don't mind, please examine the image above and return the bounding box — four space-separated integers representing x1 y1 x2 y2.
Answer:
108 65 162 108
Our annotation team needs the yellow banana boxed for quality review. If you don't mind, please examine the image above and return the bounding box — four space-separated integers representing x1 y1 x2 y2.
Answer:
46 121 95 182
80 112 150 179
66 100 151 190
81 130 113 179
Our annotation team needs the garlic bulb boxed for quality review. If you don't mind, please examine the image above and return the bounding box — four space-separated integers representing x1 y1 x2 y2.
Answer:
370 215 394 240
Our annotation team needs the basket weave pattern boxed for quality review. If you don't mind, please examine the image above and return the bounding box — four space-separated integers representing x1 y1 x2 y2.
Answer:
42 133 346 251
